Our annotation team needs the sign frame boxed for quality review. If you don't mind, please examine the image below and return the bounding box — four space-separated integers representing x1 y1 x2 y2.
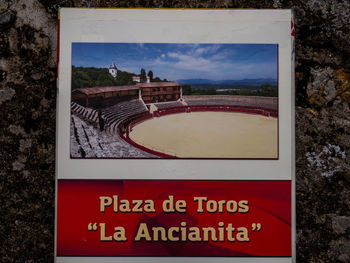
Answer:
56 8 295 263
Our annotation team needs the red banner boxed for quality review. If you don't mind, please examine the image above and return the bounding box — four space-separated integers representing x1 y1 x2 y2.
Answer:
57 180 291 257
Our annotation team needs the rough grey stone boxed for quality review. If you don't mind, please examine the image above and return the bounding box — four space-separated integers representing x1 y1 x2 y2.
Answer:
0 87 15 105
329 238 350 263
0 10 16 27
332 216 350 235
0 0 350 262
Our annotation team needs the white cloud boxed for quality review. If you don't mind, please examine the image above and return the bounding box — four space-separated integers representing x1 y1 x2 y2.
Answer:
193 47 207 55
152 57 168 66
167 52 218 72
126 48 276 81
193 45 220 56
167 52 180 59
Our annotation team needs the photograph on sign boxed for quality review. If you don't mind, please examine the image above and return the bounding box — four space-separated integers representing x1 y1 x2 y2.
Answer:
70 43 278 159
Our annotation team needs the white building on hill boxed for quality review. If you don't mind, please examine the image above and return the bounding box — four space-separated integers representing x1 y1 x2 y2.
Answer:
132 76 140 82
109 62 150 83
109 62 118 78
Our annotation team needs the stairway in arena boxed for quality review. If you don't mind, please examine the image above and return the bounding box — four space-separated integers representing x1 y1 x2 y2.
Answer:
71 102 99 123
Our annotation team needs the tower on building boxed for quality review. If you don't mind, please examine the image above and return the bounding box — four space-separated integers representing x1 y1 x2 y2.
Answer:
109 62 118 78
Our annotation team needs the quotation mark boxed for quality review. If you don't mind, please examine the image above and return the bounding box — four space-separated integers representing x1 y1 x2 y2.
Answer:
251 223 262 232
88 222 98 231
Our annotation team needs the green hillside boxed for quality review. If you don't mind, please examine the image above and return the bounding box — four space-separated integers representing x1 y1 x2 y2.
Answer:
71 66 135 89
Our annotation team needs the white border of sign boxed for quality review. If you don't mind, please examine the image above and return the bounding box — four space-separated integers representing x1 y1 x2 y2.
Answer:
56 8 295 263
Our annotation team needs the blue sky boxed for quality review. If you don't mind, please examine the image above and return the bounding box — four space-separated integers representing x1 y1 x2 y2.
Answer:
72 43 278 81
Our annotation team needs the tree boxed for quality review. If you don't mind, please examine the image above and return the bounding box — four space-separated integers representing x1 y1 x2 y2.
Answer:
140 68 147 83
147 70 153 82
116 71 133 85
258 83 277 97
207 88 216 95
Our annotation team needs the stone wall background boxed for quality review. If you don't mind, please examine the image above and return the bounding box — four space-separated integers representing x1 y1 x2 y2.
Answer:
0 0 349 262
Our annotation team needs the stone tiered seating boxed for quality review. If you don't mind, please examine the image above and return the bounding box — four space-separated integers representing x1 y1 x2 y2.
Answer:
155 101 184 109
71 102 99 123
70 114 156 158
101 100 148 134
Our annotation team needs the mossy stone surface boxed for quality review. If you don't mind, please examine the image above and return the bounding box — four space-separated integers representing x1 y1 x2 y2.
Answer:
1 0 350 262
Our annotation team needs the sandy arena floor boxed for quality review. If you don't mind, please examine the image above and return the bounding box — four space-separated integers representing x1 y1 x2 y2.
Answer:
129 111 278 158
